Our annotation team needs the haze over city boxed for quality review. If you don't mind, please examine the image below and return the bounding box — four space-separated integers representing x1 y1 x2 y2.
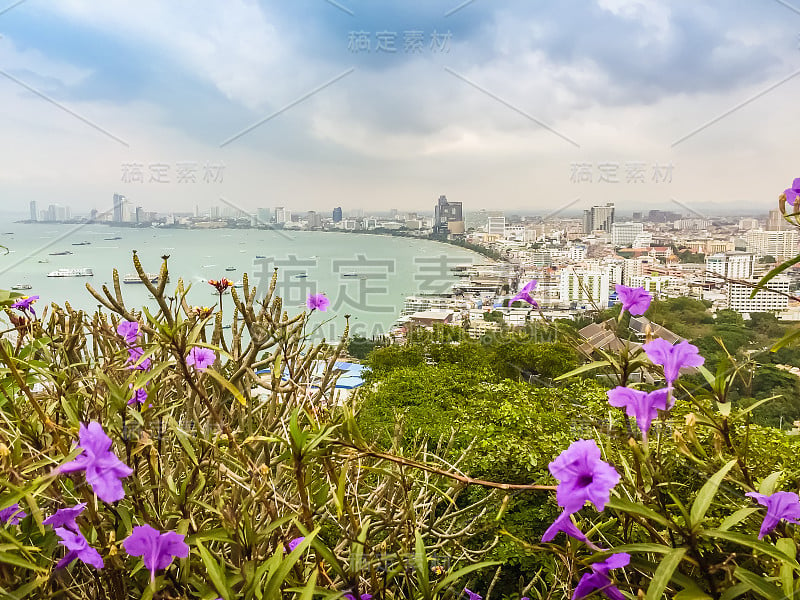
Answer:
1 1 799 216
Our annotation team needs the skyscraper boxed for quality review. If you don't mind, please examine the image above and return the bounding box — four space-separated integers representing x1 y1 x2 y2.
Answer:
29 201 37 221
113 193 127 223
333 207 343 223
433 195 463 234
583 203 615 233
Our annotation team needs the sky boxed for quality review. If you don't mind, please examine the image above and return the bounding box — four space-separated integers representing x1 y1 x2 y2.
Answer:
1 0 799 218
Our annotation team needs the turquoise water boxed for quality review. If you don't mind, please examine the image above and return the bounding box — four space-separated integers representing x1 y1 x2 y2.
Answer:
0 223 478 338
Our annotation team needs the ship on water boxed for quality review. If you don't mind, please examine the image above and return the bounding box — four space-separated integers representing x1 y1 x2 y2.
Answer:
49 250 74 256
48 268 93 277
123 273 169 284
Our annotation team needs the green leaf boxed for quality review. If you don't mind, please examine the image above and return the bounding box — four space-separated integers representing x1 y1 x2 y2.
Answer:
777 538 795 599
759 472 784 496
733 566 785 599
702 530 800 570
752 254 800 297
718 508 759 532
204 368 247 406
646 548 686 600
414 530 431 600
720 582 753 600
689 460 737 530
554 360 613 381
432 561 502 595
349 519 370 576
263 530 318 600
606 496 671 528
195 540 232 600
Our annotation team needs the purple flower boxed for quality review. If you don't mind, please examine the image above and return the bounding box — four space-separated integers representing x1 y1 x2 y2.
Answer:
745 491 800 539
54 527 104 570
307 293 330 312
511 280 538 307
542 510 603 550
642 338 704 386
614 285 651 316
549 439 620 515
606 387 672 434
344 595 373 600
123 524 189 582
186 347 216 371
10 295 39 317
285 536 305 553
463 589 482 600
58 422 133 503
784 178 800 206
0 503 26 525
43 503 86 532
117 320 140 345
126 346 152 371
127 385 148 406
573 553 630 600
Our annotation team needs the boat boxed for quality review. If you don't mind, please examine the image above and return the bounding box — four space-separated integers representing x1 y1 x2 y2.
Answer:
295 273 308 279
104 236 122 241
72 241 91 246
255 255 266 259
48 268 93 277
49 250 73 256
123 273 169 284
37 259 49 263
11 284 32 290
233 281 244 288
342 272 359 277
225 267 236 272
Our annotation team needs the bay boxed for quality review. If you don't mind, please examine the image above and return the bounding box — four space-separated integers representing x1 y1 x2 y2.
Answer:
0 223 478 339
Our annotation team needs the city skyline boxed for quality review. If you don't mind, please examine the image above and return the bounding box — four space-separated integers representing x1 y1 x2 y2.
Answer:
1 1 799 214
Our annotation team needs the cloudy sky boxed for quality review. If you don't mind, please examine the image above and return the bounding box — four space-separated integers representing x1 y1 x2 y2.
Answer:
1 0 799 218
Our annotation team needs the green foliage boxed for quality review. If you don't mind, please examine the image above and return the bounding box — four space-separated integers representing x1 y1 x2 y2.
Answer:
0 263 501 598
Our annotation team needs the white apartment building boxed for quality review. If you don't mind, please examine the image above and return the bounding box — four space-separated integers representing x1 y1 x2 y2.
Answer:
674 218 711 230
628 275 672 298
568 245 587 261
487 216 506 236
622 257 657 284
632 232 654 248
559 267 611 309
504 224 526 241
728 277 790 314
738 218 760 230
611 222 644 247
705 252 755 280
745 229 799 262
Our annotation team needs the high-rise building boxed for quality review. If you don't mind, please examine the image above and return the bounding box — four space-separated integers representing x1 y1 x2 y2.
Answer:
583 203 615 233
728 277 790 314
766 209 789 231
487 215 505 237
433 195 463 234
559 267 611 309
705 252 755 280
745 229 799 262
611 222 643 247
275 207 290 224
257 207 271 226
307 211 322 228
29 201 37 221
113 193 127 223
332 207 343 223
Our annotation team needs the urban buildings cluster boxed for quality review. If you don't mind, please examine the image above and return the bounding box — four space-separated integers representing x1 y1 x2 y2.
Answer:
389 201 800 341
23 194 800 338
